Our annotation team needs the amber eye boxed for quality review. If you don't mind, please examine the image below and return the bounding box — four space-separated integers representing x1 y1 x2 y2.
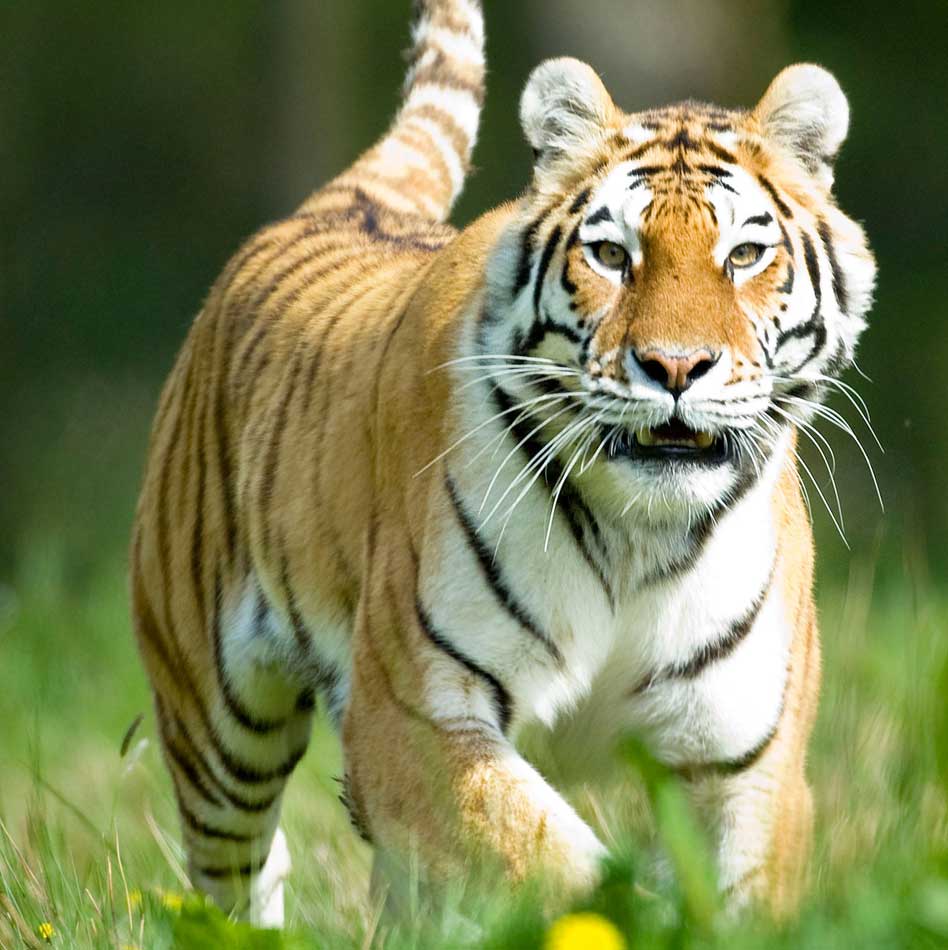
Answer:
728 242 766 268
593 241 629 272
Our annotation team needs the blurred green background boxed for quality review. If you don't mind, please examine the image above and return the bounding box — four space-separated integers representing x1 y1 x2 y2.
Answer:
1 1 947 946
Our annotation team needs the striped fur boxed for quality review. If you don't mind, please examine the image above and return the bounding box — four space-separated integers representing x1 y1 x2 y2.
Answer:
131 3 875 926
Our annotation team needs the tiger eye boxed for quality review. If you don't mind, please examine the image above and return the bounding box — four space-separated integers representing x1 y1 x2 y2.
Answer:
728 242 765 268
594 241 629 271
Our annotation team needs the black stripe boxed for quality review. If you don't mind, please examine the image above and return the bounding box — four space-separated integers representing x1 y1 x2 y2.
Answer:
196 855 268 880
210 572 289 734
743 212 773 227
817 217 848 315
164 705 283 813
258 349 305 557
568 188 592 215
146 594 300 805
213 363 238 565
622 141 658 162
205 729 307 787
585 206 612 226
163 736 225 809
710 177 737 195
276 550 339 692
232 247 370 403
757 174 793 218
490 385 614 608
666 127 700 152
190 389 209 620
776 262 794 295
516 313 584 355
161 654 308 788
444 473 563 664
676 716 780 780
248 235 340 317
638 565 774 691
533 224 563 316
697 164 732 179
232 319 272 392
716 720 780 774
278 552 314 655
629 164 666 178
560 225 580 298
415 597 513 733
801 231 821 303
511 208 549 296
717 450 765 512
177 797 255 843
156 369 193 633
253 586 268 633
776 231 826 364
639 516 716 589
640 443 770 591
705 141 738 164
301 265 379 415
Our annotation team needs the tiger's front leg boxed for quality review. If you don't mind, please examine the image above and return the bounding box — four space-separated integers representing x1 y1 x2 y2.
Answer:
677 604 820 918
342 576 607 900
683 728 815 918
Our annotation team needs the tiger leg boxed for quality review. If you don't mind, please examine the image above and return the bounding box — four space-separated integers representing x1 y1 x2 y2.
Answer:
343 606 606 899
153 684 314 928
685 746 813 918
686 620 819 918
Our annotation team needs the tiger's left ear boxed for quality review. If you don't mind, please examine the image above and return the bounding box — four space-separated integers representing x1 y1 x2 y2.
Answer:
753 64 849 188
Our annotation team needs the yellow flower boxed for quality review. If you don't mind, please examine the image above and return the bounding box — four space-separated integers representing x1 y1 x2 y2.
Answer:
157 889 183 912
127 889 143 909
545 912 625 950
37 921 55 941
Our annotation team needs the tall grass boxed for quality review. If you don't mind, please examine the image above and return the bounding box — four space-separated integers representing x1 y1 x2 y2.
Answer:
1 534 945 948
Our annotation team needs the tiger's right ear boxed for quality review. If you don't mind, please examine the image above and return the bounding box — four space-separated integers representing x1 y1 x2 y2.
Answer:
520 58 618 168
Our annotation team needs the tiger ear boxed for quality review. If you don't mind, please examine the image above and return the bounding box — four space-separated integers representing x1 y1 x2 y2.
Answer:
520 58 618 167
753 64 849 187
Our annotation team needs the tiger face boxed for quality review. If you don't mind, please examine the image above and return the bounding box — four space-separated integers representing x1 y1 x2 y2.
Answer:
482 59 875 518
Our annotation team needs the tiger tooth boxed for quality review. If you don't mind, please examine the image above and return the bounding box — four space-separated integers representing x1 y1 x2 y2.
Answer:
637 428 656 447
695 431 714 449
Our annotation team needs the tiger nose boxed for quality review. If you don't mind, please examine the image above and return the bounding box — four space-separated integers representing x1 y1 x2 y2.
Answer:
633 348 718 396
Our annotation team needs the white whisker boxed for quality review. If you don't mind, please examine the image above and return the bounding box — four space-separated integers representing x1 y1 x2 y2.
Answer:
771 405 845 532
477 398 586 514
430 353 562 373
779 394 884 512
413 389 575 477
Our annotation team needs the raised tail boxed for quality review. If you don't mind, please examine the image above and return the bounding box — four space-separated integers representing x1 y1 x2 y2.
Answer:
305 0 485 223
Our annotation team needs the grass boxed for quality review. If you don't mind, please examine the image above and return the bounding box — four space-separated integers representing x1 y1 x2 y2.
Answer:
1 526 946 948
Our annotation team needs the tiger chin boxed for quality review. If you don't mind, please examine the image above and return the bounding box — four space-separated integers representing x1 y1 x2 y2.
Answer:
130 0 875 928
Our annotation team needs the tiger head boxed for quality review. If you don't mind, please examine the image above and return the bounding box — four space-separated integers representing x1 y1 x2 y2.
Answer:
480 58 876 520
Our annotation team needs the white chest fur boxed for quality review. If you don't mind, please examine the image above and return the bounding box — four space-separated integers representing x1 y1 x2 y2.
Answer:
420 383 790 769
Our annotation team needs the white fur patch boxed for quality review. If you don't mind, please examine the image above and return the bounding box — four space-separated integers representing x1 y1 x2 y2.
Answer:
403 114 467 194
406 84 480 142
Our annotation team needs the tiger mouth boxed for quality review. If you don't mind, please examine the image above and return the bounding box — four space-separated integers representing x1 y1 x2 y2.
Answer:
607 419 728 464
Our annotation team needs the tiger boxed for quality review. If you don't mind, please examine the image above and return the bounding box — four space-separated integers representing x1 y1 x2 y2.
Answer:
130 0 876 928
